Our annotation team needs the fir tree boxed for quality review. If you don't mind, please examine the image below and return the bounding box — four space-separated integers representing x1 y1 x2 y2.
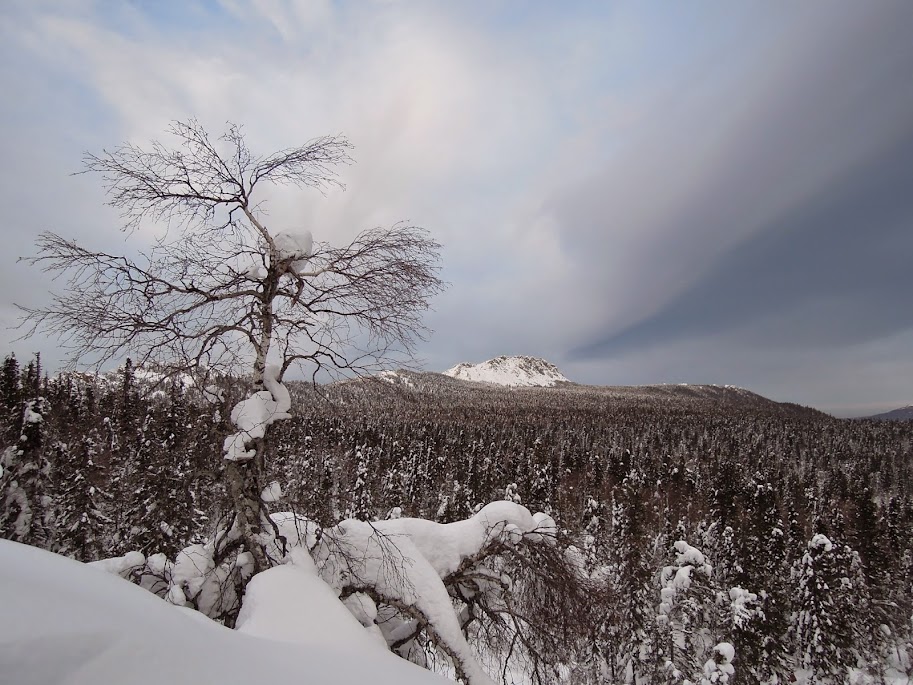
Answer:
347 445 373 520
55 434 109 560
1 395 51 545
795 533 857 684
0 354 22 443
605 481 656 684
655 538 722 684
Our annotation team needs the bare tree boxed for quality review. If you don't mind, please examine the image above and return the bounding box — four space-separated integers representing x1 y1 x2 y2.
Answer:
18 119 445 574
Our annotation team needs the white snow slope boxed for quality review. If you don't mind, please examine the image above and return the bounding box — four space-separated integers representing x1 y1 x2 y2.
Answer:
444 355 569 387
0 539 448 685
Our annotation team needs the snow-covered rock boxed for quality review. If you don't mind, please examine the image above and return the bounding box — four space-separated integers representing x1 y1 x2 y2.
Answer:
134 367 196 388
377 369 416 388
443 355 570 387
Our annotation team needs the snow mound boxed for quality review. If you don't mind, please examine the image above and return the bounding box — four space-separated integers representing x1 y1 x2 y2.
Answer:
444 355 569 387
236 548 388 651
0 540 446 685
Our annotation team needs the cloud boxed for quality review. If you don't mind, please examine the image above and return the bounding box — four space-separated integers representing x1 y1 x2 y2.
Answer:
0 0 585 361
570 125 913 358
1 1 912 414
547 4 913 358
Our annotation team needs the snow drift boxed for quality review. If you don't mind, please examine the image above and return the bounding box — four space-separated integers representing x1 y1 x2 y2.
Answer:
0 539 448 685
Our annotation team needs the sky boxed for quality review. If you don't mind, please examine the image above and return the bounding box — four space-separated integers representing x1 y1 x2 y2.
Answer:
1 0 912 417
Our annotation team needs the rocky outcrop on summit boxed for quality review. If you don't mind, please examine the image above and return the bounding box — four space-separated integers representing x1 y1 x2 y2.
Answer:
443 355 570 387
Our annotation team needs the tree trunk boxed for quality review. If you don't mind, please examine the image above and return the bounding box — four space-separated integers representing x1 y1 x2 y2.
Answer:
226 267 279 576
224 451 270 574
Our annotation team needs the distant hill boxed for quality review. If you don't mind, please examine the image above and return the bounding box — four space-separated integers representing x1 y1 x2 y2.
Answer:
865 405 913 421
443 355 570 387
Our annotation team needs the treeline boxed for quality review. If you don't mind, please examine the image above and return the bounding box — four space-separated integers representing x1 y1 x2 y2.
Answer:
0 354 226 559
2 354 913 682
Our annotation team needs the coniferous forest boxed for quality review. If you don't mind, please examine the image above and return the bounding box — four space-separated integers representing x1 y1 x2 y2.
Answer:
3 351 912 683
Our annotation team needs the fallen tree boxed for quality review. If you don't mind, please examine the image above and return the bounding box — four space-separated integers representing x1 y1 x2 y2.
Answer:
97 501 596 685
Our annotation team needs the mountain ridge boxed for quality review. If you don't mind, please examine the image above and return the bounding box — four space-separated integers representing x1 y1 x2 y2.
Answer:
48 358 826 419
864 405 913 421
331 364 825 420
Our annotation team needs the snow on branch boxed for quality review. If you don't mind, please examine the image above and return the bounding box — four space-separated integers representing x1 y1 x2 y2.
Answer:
223 365 291 462
309 502 585 685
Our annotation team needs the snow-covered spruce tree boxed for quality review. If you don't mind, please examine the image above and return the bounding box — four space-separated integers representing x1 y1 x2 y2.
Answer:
54 432 109 560
18 120 444 578
655 539 728 684
794 533 859 684
576 480 657 685
610 483 660 684
0 353 23 444
126 383 198 556
346 443 374 521
0 392 51 545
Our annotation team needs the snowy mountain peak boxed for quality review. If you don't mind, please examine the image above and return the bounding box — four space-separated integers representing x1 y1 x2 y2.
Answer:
443 355 570 387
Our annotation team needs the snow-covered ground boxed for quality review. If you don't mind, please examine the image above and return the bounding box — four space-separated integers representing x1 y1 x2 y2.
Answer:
0 539 448 685
444 355 569 387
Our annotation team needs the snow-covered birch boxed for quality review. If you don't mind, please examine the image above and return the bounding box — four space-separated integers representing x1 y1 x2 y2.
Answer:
18 119 445 578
